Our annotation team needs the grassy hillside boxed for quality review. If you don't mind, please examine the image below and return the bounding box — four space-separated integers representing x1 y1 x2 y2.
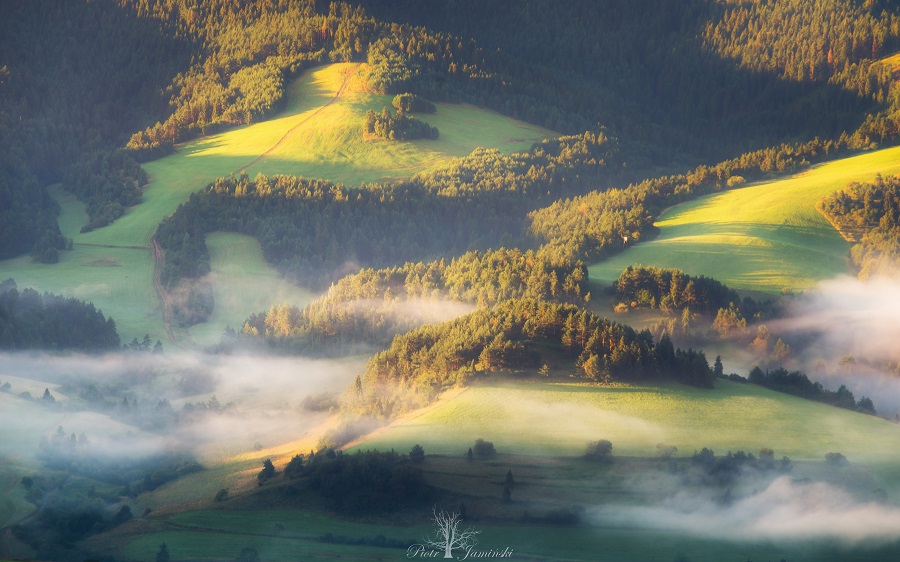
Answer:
82 376 900 562
0 63 553 344
589 145 900 294
355 379 900 465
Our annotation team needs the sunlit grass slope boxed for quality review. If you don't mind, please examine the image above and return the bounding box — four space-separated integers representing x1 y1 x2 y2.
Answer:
0 63 553 344
590 145 900 294
356 380 900 465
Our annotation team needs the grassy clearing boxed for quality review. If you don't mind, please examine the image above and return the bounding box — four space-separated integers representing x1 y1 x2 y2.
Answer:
355 379 900 465
249 66 554 184
590 145 900 294
0 63 553 345
187 232 316 346
0 457 34 530
0 246 157 344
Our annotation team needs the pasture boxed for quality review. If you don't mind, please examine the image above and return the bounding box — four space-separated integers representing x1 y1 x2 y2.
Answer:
0 63 553 345
589 145 900 294
354 379 900 466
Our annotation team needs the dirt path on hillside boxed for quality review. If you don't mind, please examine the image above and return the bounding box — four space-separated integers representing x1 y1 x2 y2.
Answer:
149 68 354 347
235 67 354 175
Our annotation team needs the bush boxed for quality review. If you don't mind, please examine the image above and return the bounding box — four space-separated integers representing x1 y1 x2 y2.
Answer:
473 438 496 457
825 452 848 467
392 93 436 113
409 444 425 464
584 439 613 461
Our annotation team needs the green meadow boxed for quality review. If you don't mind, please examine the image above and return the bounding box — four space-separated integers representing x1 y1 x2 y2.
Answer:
186 232 316 346
119 477 900 562
0 63 553 345
356 379 900 466
589 145 900 294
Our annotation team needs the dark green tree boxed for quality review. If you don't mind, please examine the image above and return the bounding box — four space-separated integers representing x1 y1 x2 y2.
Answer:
409 444 425 464
258 459 275 484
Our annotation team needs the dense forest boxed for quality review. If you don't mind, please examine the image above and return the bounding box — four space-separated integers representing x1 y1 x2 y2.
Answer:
4 1 900 262
240 247 588 353
614 265 759 316
350 298 714 420
155 130 621 319
0 279 120 351
818 174 900 278
360 0 900 154
157 132 848 328
745 366 876 415
363 107 439 140
0 1 187 254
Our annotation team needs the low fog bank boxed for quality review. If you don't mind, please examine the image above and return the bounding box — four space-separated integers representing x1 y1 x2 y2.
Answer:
593 476 900 546
0 350 364 462
769 275 900 417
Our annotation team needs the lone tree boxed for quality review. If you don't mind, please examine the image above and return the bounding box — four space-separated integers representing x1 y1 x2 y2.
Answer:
825 452 848 467
235 547 260 562
409 444 425 464
258 458 275 484
155 543 170 562
585 439 613 462
473 438 495 457
424 507 480 559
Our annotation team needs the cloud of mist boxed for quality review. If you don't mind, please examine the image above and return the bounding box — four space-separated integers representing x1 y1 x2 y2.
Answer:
594 476 900 546
766 275 900 416
341 297 477 326
0 350 364 462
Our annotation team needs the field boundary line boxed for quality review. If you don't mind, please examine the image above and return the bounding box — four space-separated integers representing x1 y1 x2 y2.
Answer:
74 242 148 250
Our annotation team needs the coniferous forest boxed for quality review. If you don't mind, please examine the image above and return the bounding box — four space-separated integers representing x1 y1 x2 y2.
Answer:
3 2 900 561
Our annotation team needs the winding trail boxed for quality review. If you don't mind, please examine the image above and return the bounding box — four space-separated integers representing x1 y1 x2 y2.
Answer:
236 67 353 175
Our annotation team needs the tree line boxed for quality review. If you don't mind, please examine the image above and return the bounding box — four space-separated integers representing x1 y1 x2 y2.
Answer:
240 247 588 353
254 448 430 514
818 174 900 279
615 265 764 316
529 137 857 265
154 131 621 323
745 366 876 415
363 107 438 140
0 279 120 351
350 298 714 421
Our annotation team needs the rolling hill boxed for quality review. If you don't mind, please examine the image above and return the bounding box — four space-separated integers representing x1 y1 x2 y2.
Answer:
589 145 900 294
0 63 554 345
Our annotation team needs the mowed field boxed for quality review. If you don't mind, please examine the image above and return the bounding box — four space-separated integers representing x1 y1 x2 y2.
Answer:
590 145 900 294
0 63 554 344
